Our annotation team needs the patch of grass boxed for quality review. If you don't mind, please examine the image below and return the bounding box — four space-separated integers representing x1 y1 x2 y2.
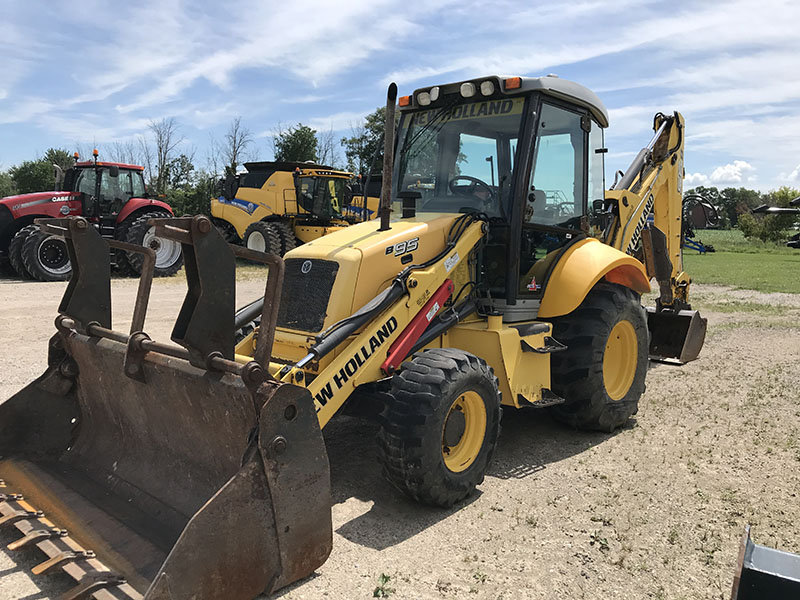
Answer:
689 229 797 255
472 570 487 584
590 531 610 552
694 299 790 315
685 251 800 294
373 573 395 598
684 229 800 293
667 528 679 545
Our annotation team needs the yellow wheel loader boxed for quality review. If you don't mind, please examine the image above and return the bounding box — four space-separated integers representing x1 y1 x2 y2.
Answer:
0 75 707 599
210 161 380 255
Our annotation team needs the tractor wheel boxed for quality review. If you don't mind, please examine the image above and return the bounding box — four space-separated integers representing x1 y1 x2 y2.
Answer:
244 221 281 255
378 348 502 507
113 219 136 276
20 227 72 281
548 282 648 432
8 225 38 279
273 221 297 255
124 211 183 277
212 217 241 244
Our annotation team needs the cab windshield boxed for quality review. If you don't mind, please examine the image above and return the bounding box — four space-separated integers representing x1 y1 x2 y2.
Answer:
394 97 525 219
296 176 349 219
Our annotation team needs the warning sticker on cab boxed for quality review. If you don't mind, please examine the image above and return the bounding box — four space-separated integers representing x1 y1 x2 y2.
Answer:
444 252 459 273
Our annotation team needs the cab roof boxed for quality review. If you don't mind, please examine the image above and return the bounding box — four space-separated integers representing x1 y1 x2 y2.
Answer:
74 161 144 170
402 75 609 128
244 161 352 177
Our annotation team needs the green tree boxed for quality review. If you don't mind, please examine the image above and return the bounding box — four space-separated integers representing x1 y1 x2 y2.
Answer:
273 123 318 162
341 107 398 175
9 159 54 193
0 171 17 198
167 171 216 217
167 154 195 190
45 148 74 174
8 148 78 194
737 185 799 243
718 187 762 228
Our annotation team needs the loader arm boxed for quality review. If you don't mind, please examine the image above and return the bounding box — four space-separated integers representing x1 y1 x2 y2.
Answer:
275 218 487 428
602 112 706 362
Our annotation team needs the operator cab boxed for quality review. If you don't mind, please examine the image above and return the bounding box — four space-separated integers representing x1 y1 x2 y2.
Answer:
64 160 146 229
293 171 351 221
393 75 608 321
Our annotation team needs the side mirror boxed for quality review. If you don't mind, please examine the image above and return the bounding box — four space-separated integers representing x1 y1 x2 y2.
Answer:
108 165 120 178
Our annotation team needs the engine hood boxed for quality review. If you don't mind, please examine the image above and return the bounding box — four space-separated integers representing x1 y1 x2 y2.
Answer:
1 191 78 209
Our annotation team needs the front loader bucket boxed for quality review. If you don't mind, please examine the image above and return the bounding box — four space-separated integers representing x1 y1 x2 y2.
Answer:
0 216 332 600
646 306 707 364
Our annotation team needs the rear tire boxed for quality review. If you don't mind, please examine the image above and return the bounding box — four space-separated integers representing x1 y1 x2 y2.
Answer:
124 211 183 277
8 225 37 279
377 348 502 507
548 282 648 432
113 219 136 276
212 217 240 244
20 227 72 281
244 221 281 255
273 221 297 255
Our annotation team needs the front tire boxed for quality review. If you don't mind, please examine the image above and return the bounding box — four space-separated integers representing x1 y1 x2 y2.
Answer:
548 282 648 432
244 221 281 255
124 211 183 277
20 227 72 281
378 348 502 507
272 221 297 255
8 225 38 279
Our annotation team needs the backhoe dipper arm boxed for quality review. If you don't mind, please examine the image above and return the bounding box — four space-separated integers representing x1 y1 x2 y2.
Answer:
278 219 487 428
605 112 691 308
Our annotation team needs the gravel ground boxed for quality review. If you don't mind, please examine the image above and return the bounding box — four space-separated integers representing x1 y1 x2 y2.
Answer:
0 275 798 600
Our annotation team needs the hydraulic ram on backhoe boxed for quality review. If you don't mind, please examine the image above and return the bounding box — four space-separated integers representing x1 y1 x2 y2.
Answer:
604 111 707 363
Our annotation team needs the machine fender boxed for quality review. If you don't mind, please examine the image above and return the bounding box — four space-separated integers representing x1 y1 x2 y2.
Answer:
116 198 174 223
537 238 650 318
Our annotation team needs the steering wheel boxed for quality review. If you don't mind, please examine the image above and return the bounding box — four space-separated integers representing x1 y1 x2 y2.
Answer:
448 176 496 203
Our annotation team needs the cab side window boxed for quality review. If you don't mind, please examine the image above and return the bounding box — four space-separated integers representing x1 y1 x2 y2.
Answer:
525 103 587 226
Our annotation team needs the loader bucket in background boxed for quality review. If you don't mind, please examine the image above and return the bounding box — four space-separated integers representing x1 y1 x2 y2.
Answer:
646 306 707 364
0 216 332 600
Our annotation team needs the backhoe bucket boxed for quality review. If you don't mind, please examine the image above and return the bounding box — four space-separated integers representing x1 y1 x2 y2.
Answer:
646 306 707 364
0 217 332 600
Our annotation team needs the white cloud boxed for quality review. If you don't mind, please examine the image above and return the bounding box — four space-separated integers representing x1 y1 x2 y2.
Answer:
684 172 709 186
787 165 800 182
709 161 756 185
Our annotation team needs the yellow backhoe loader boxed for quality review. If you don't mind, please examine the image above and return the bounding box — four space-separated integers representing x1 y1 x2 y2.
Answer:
211 161 380 255
0 75 707 599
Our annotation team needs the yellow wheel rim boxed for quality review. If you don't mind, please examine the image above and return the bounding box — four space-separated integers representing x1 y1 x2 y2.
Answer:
603 320 638 401
442 391 486 473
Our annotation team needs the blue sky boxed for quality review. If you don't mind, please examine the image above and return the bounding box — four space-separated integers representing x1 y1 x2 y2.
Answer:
1 0 799 191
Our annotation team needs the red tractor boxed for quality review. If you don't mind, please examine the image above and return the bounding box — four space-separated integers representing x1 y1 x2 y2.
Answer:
0 151 183 281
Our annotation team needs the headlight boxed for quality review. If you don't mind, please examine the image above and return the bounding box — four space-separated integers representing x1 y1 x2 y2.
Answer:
417 91 431 106
480 80 495 96
460 82 476 98
430 86 440 101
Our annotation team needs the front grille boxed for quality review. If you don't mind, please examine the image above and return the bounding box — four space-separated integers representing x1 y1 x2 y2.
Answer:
277 258 339 332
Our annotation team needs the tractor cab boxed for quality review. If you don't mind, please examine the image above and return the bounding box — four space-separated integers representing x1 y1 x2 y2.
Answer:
62 154 147 231
393 75 608 320
292 167 352 221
